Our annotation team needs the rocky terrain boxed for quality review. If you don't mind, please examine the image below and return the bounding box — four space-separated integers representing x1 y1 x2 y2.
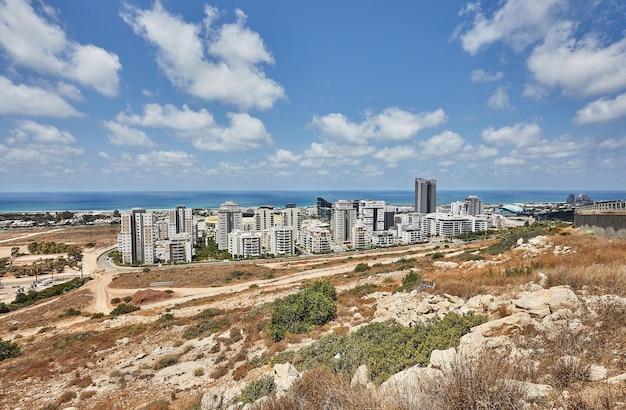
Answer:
1 226 625 409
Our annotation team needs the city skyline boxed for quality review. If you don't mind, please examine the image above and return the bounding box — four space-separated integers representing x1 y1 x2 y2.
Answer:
2 1 626 192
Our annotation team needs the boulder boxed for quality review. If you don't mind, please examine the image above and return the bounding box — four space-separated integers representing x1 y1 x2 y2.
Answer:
200 387 223 410
589 365 608 382
471 312 533 337
379 365 441 407
351 364 374 389
513 286 579 318
273 363 300 394
429 348 456 373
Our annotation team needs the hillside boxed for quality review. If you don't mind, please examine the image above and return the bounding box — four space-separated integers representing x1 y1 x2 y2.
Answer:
1 225 625 409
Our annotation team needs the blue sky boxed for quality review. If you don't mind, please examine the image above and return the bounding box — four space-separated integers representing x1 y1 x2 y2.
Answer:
1 0 626 192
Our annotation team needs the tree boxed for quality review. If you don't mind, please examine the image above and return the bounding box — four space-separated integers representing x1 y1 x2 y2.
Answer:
10 247 19 258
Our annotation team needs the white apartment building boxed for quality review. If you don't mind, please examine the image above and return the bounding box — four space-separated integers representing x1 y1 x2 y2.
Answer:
118 208 156 264
371 230 395 247
217 201 242 250
331 200 357 244
465 196 484 216
299 220 331 253
281 207 302 232
228 230 262 258
400 224 423 244
351 223 371 249
254 206 275 232
270 226 295 256
168 206 197 244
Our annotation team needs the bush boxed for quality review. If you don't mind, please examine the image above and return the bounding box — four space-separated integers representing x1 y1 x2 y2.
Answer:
61 307 82 317
153 354 179 370
183 318 230 340
395 271 428 293
0 302 9 314
110 303 140 316
267 281 337 342
237 375 276 403
354 263 370 273
292 312 487 384
0 339 21 361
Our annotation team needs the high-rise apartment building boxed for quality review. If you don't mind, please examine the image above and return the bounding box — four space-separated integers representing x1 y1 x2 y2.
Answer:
254 206 275 232
168 206 197 244
217 201 242 250
118 208 156 264
415 178 437 213
359 200 386 232
331 200 357 244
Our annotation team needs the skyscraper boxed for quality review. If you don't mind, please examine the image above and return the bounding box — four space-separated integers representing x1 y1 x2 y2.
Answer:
331 200 357 244
464 195 484 216
217 201 242 250
118 208 155 264
415 178 437 213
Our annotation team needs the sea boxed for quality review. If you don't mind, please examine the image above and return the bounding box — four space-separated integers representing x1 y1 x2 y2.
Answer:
1 190 626 213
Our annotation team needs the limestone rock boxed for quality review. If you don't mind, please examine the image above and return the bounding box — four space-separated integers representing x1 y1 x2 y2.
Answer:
514 286 579 318
200 387 223 410
351 364 374 389
273 363 300 394
471 312 533 337
429 348 456 373
379 365 441 407
589 365 608 382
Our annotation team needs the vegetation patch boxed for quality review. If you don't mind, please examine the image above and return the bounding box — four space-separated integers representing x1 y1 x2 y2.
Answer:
109 303 140 316
183 317 230 340
267 281 337 342
287 312 487 384
236 375 276 404
0 339 21 361
6 278 90 311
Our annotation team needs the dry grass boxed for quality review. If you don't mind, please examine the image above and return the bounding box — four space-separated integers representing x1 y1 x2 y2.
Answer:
254 367 379 410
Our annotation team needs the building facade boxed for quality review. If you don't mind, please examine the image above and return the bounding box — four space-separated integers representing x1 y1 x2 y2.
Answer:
415 178 437 213
217 201 242 250
331 200 357 244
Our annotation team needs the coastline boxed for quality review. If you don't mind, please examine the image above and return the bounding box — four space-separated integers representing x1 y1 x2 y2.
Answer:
1 189 625 213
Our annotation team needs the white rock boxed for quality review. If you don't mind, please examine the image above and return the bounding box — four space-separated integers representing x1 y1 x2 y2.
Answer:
351 364 374 389
471 313 533 337
429 348 456 373
273 363 300 394
589 365 608 382
200 387 223 410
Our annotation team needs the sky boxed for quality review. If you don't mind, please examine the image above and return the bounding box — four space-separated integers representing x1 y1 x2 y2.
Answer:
1 0 626 192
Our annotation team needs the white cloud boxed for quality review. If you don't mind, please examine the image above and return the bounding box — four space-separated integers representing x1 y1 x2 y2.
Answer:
471 69 503 82
598 137 626 150
100 150 196 175
487 87 514 110
101 121 155 147
0 76 81 117
309 108 446 144
372 146 417 167
421 130 466 156
458 0 566 54
0 0 121 96
511 135 582 159
268 149 301 167
574 92 626 124
482 122 541 147
115 103 272 151
527 22 626 97
0 121 83 167
121 2 284 110
300 142 374 168
493 156 526 166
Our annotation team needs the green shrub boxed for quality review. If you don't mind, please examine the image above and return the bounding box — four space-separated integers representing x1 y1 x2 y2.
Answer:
395 271 426 293
430 252 444 259
61 307 81 317
0 339 21 361
292 312 487 384
354 263 370 273
267 281 337 342
237 375 276 403
111 297 121 304
122 296 133 303
0 302 9 314
91 312 105 319
110 303 140 316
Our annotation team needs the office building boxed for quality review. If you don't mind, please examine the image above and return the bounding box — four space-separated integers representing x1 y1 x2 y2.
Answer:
464 196 484 216
217 201 242 250
415 178 437 213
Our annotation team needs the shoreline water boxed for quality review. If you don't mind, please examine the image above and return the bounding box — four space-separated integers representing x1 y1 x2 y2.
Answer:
1 190 625 212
